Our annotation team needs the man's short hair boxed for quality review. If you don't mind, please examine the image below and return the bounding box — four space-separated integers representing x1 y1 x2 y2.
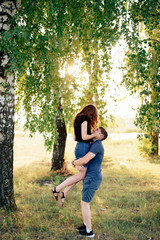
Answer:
99 127 108 141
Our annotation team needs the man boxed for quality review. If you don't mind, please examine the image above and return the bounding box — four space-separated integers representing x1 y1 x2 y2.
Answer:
72 126 108 238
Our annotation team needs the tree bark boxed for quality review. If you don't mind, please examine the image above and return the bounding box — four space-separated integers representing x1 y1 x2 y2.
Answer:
51 101 67 170
150 132 159 156
149 42 159 156
0 0 20 210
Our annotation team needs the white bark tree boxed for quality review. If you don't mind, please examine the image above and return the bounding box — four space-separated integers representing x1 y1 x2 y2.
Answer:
0 0 21 210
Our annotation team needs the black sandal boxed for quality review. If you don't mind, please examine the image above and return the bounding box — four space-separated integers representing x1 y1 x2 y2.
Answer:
51 187 59 201
60 192 65 208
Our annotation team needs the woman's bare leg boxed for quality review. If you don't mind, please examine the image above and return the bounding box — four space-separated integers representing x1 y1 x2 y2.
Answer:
52 167 87 204
63 184 75 196
58 170 86 207
55 168 87 193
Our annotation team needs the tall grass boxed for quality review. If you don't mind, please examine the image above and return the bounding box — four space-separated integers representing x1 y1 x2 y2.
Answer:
0 132 160 239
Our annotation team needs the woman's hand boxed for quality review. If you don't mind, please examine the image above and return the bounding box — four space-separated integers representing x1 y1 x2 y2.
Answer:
92 131 103 139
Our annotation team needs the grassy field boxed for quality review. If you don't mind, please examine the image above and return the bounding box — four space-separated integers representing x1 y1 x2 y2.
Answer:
0 132 160 240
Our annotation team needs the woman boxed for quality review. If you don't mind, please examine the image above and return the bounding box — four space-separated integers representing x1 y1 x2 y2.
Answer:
52 104 101 207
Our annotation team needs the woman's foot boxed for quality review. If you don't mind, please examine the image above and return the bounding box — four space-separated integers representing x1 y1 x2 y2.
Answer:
58 192 65 208
51 187 59 201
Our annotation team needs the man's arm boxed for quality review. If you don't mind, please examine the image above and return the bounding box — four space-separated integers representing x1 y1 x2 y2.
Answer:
73 152 96 166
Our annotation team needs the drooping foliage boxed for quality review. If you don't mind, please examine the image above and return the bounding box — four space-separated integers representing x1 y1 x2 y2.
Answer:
122 0 160 155
1 0 126 150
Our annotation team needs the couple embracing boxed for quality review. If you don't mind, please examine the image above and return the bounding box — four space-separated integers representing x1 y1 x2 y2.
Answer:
52 104 108 238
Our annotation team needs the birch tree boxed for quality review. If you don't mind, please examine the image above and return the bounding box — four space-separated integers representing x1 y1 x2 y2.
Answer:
0 0 21 210
0 0 128 177
122 0 160 155
14 0 125 169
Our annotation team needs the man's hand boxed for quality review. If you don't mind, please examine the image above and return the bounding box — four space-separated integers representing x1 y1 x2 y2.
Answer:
75 165 86 171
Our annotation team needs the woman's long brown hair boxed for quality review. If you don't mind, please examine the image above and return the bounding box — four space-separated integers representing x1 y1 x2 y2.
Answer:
73 104 99 129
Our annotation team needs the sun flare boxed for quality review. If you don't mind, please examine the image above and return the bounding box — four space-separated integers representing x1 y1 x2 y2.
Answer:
67 64 79 75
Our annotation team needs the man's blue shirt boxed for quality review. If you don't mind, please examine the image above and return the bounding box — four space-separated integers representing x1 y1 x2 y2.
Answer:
85 140 104 181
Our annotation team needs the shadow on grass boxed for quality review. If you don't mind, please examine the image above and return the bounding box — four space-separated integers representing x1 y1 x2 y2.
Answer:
147 155 160 164
34 172 72 186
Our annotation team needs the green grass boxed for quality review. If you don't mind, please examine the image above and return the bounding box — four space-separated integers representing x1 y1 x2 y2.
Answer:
0 133 160 239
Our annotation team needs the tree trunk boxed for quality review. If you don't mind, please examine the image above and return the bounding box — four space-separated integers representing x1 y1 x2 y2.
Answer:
150 132 159 156
51 102 67 170
0 69 16 210
0 0 20 210
149 43 159 156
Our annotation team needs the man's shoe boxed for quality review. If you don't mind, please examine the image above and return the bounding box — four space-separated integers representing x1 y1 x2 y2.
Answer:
76 223 86 231
79 229 95 238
